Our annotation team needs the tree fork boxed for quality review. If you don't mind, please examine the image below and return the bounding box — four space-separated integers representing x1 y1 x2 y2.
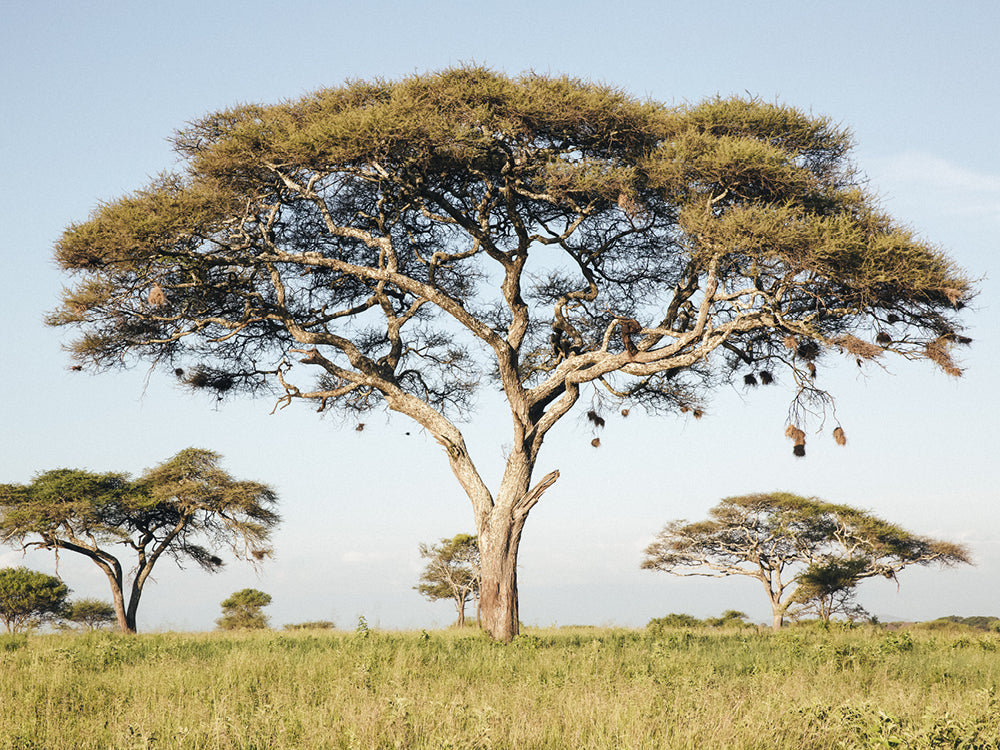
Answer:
477 469 559 642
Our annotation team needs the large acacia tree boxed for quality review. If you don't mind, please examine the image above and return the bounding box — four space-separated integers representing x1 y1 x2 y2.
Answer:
641 492 971 630
0 449 279 633
49 68 971 641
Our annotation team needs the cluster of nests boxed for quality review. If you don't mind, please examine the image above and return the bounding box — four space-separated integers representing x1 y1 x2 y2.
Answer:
586 404 704 448
785 424 847 457
743 371 774 387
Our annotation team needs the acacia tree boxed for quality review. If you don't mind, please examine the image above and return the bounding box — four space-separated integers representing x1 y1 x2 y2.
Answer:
787 558 872 623
62 598 117 630
0 567 70 633
48 67 972 641
415 533 481 628
0 448 279 633
641 492 971 630
216 588 272 630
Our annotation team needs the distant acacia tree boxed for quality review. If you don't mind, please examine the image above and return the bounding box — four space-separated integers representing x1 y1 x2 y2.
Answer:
787 558 872 623
415 533 481 628
0 567 69 633
48 67 973 640
641 493 971 630
62 598 117 630
0 448 279 633
217 588 271 630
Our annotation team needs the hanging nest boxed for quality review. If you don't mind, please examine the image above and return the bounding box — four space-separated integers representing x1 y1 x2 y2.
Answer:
806 362 817 379
924 337 963 376
941 332 973 346
586 410 606 428
785 424 806 457
942 287 964 307
796 340 820 361
759 371 773 385
887 313 901 325
782 335 797 351
692 409 703 419
355 423 366 432
617 192 643 218
876 332 892 346
834 334 883 360
185 367 235 393
591 437 601 448
833 426 847 446
743 373 758 387
147 283 167 307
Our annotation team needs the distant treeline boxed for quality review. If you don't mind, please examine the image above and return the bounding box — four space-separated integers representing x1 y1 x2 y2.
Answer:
647 612 1000 632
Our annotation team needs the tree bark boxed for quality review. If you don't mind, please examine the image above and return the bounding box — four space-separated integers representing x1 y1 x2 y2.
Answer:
771 610 784 631
477 510 524 642
103 567 134 634
475 466 559 642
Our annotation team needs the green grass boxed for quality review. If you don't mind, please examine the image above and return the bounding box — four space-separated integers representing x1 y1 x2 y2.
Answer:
1 626 999 749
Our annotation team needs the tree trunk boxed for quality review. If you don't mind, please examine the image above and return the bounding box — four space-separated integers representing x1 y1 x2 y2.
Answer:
106 571 134 634
455 595 466 628
771 610 784 631
91 556 135 634
477 511 524 642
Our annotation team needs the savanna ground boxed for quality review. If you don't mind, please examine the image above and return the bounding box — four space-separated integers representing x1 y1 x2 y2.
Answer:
2 623 998 750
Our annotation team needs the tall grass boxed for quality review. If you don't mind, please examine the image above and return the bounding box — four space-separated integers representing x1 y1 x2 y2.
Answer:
1 626 998 749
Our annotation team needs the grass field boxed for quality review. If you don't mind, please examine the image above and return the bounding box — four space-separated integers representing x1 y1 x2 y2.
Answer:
2 624 999 749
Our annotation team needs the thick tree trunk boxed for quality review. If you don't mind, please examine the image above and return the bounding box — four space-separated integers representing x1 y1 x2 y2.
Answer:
771 610 784 631
124 587 141 634
477 511 524 642
455 595 466 628
106 573 135 634
475 467 559 642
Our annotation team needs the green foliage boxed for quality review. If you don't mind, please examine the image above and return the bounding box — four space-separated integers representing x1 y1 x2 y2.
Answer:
705 609 750 627
0 567 69 633
415 533 480 627
643 493 970 631
62 598 117 630
283 620 335 631
647 613 704 630
50 67 972 411
0 448 280 633
647 610 750 632
918 615 1000 633
216 588 272 630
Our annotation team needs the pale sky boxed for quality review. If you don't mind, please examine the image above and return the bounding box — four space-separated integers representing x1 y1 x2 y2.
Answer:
2 1 998 630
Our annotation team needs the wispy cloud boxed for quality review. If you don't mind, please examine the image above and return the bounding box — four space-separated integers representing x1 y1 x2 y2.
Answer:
867 152 1000 226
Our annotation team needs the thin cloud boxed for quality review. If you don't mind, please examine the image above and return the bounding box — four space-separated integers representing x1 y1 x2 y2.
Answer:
869 152 1000 225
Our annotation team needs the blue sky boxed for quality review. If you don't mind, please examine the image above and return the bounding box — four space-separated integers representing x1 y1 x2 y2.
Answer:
1 1 998 630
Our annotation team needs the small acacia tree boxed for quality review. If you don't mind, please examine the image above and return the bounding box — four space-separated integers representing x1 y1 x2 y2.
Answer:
49 67 972 641
62 598 117 630
217 588 271 630
415 533 481 628
788 558 872 623
0 567 69 633
641 492 971 630
0 448 279 633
